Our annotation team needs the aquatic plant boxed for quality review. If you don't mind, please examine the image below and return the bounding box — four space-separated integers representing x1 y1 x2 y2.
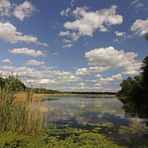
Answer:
0 128 124 148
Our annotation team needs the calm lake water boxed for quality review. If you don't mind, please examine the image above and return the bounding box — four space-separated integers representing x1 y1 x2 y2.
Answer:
33 95 148 146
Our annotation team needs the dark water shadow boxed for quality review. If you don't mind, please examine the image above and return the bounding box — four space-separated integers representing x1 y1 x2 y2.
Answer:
117 96 148 119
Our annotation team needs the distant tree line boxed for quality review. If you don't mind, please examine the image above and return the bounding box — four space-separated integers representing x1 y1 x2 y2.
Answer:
66 92 116 95
0 75 60 94
27 87 60 94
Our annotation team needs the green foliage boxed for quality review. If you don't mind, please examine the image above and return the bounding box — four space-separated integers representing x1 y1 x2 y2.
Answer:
31 87 60 94
118 75 143 99
141 56 148 88
4 76 26 92
118 77 138 97
0 132 46 147
0 74 5 89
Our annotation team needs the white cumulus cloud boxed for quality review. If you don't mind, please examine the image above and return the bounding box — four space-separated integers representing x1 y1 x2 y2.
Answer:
13 1 36 21
115 31 126 37
0 22 47 46
9 48 45 57
0 0 11 16
60 8 71 16
1 59 12 64
131 18 148 36
62 43 73 48
95 73 123 88
25 59 45 66
85 46 141 75
60 5 123 42
75 66 108 76
0 0 36 20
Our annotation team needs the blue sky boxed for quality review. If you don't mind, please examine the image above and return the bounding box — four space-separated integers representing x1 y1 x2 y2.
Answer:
0 0 148 91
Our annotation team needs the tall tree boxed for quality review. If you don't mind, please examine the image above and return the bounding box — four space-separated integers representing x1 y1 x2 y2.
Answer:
4 76 26 91
0 74 5 89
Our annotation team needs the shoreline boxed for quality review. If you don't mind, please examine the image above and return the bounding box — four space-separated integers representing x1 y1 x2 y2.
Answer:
15 92 117 102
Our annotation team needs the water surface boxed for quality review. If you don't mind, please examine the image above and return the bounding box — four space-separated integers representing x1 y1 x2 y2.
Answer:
33 95 148 146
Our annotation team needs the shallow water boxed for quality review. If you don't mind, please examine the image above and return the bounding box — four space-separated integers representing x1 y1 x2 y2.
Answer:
33 95 148 146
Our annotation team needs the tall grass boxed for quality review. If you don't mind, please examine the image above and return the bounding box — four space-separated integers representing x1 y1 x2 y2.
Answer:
0 88 44 134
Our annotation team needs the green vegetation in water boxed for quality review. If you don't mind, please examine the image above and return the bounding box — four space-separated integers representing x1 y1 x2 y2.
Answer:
0 128 124 148
1 124 148 148
97 122 114 127
118 123 148 147
119 123 148 135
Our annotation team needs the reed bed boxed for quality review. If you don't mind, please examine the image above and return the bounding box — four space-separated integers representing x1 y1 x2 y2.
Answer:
0 89 44 135
14 92 49 102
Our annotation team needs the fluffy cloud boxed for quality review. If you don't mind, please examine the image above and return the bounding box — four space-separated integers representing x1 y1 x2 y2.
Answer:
115 31 126 37
60 8 71 16
85 46 141 75
0 0 11 16
0 60 128 92
59 5 123 47
85 47 136 67
59 31 79 48
111 74 123 80
59 31 79 41
0 0 36 21
60 5 123 42
25 59 45 66
122 62 141 75
131 19 148 36
95 73 123 87
9 48 45 57
26 79 59 85
63 39 73 44
1 59 12 64
13 1 36 21
65 5 123 35
63 43 73 48
0 22 47 46
75 68 89 76
76 66 108 76
59 31 70 36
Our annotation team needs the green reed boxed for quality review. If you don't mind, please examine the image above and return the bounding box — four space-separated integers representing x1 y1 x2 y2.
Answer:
0 88 43 134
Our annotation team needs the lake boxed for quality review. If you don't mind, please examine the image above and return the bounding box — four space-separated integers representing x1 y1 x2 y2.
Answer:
33 95 148 147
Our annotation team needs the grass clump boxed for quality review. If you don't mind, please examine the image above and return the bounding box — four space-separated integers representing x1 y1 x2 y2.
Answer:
0 89 43 134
